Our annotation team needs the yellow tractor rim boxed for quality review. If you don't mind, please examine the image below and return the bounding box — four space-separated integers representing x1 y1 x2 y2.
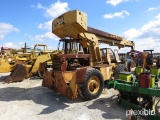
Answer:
88 76 100 94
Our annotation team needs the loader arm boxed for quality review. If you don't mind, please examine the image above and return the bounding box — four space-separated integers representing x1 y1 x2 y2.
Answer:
27 53 51 77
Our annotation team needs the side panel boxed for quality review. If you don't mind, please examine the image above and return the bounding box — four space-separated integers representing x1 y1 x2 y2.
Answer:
76 67 87 84
42 69 54 89
93 65 112 81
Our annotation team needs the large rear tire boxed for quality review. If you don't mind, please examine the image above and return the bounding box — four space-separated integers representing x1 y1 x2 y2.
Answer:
78 68 104 100
114 64 128 79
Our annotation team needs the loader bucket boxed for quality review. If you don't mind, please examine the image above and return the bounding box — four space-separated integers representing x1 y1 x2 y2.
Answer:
4 64 28 83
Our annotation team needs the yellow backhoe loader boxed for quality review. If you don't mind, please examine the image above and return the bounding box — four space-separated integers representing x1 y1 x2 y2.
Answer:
42 10 135 100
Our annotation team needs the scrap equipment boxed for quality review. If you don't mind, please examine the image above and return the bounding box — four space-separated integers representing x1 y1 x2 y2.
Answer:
108 69 160 119
0 46 18 73
42 10 135 100
3 44 53 83
127 49 155 69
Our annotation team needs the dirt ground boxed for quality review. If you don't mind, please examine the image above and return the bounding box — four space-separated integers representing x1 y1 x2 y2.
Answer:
0 73 159 120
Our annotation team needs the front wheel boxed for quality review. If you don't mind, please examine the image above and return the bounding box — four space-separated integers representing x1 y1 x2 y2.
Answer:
78 68 104 100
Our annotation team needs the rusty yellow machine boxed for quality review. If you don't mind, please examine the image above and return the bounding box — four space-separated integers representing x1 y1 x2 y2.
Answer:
42 10 135 100
127 49 156 70
0 46 18 73
4 44 53 83
0 43 33 73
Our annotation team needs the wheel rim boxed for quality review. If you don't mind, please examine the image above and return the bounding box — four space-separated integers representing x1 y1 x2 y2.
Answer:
88 76 100 94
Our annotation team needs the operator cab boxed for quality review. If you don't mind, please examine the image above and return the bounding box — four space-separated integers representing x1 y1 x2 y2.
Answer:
57 39 84 54
56 39 89 70
100 48 121 64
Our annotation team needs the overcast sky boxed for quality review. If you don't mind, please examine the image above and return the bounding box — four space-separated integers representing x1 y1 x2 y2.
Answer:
0 0 160 52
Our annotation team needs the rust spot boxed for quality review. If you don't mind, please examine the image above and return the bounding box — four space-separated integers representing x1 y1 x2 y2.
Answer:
76 67 87 84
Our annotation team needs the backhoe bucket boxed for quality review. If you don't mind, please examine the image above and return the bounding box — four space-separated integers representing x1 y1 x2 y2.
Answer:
4 64 28 83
